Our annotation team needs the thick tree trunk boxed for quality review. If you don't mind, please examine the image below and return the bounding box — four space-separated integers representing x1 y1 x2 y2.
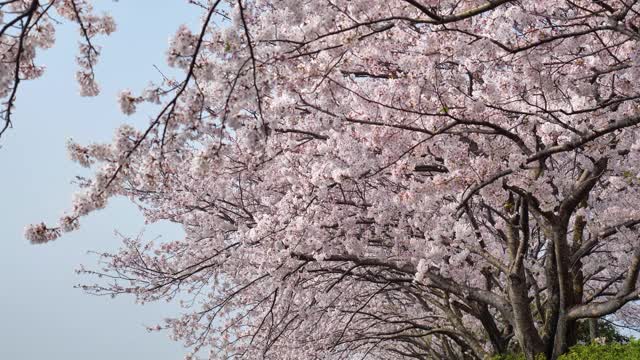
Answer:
550 223 574 359
551 314 569 360
506 198 546 360
566 207 586 350
508 273 546 359
543 241 560 358
550 207 591 359
588 319 598 341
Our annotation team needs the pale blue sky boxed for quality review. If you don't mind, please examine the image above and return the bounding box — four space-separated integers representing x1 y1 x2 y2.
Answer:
0 2 201 359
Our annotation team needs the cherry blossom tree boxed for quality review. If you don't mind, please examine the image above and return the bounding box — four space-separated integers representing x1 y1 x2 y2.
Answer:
0 0 115 138
9 0 640 359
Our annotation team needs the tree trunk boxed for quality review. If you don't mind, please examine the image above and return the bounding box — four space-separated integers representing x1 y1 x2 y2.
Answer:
588 318 599 341
550 219 585 359
508 272 545 359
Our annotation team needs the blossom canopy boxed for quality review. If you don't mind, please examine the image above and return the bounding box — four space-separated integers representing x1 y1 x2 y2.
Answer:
4 0 640 359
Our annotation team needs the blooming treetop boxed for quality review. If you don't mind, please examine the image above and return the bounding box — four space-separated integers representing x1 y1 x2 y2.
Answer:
0 0 115 137
6 0 640 359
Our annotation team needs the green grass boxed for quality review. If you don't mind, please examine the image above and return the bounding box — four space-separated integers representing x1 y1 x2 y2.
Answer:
491 340 640 360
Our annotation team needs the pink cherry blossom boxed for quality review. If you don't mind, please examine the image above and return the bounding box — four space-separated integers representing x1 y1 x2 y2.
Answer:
5 1 640 359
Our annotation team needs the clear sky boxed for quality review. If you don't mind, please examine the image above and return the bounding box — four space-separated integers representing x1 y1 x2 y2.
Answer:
0 2 201 359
